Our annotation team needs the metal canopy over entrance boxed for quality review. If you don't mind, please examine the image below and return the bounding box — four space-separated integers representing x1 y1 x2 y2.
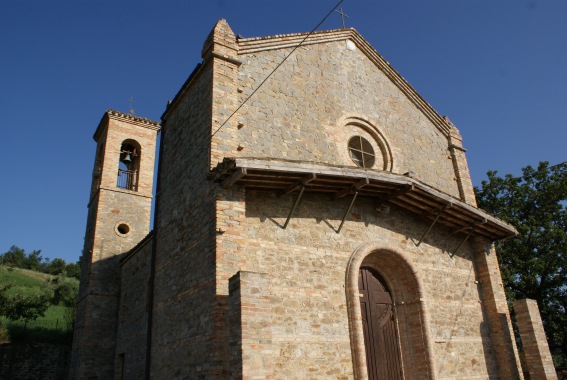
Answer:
209 157 517 242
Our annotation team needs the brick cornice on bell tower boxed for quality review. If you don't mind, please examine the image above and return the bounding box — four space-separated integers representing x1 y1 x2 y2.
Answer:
93 109 160 141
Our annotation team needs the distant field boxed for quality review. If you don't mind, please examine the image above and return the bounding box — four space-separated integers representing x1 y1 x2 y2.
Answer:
0 266 74 344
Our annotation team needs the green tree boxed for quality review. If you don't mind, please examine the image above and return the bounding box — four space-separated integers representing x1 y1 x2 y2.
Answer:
475 161 567 367
24 249 44 270
49 275 79 306
0 246 26 268
65 262 81 280
0 284 51 326
0 246 45 271
46 258 66 275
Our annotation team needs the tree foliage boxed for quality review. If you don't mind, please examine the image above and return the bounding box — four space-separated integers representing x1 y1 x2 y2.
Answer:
1 246 26 268
0 245 80 280
475 161 567 366
46 258 67 275
49 275 79 306
0 284 51 325
64 262 81 280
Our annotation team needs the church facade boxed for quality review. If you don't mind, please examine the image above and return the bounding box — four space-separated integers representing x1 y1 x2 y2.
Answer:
70 20 535 379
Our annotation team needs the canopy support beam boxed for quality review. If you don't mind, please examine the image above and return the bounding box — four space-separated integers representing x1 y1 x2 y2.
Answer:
376 184 414 207
451 218 487 256
283 185 305 229
334 178 369 200
337 191 359 234
279 173 316 197
415 202 452 247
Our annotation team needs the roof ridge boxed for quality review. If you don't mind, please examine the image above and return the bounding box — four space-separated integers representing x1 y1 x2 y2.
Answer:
237 27 354 43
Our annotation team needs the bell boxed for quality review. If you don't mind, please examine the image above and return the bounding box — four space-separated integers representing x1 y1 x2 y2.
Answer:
123 153 132 163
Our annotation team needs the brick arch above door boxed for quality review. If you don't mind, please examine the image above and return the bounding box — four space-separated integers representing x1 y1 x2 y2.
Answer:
345 242 437 379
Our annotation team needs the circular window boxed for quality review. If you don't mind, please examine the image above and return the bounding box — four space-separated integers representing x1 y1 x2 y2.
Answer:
115 223 131 237
348 136 375 168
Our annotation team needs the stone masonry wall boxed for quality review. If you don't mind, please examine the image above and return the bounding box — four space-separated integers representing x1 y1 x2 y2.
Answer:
214 190 505 379
231 39 460 198
150 46 223 377
0 343 70 380
228 271 273 379
206 25 508 379
114 236 153 379
136 21 516 379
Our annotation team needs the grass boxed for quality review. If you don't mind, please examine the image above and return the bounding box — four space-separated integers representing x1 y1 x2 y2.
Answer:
0 266 75 345
1 266 55 298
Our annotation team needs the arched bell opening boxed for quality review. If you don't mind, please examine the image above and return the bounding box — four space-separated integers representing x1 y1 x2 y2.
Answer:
117 139 141 191
346 242 436 379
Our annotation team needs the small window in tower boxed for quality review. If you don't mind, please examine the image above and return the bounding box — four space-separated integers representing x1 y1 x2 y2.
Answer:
348 136 375 168
115 222 131 237
117 141 140 191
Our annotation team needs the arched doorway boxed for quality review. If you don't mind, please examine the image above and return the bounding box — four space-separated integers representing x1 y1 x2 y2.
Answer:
346 242 436 379
359 266 402 379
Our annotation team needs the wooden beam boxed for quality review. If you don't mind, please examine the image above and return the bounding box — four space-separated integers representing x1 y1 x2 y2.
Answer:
278 173 316 197
221 168 247 188
376 184 414 204
452 218 486 234
333 178 369 200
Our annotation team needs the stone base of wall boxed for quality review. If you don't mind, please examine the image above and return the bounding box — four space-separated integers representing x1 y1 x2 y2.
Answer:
229 271 273 380
0 343 70 380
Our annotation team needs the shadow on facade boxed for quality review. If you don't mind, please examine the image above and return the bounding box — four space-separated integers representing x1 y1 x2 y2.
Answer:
246 190 474 260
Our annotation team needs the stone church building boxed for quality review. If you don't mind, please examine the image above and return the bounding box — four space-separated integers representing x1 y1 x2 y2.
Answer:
70 20 555 379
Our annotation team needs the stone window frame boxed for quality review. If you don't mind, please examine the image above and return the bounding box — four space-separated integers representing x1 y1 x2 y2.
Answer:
348 135 376 168
114 221 132 238
345 242 436 379
335 116 393 172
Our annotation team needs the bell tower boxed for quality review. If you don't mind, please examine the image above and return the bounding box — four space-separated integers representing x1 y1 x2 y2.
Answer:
69 110 160 379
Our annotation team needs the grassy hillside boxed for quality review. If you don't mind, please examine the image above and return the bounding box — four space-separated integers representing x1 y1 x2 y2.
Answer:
1 266 53 294
0 266 75 345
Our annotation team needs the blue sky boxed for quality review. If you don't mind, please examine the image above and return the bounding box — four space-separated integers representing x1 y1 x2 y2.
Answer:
1 0 566 264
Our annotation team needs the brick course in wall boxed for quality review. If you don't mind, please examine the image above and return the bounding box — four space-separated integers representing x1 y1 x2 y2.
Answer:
514 299 557 380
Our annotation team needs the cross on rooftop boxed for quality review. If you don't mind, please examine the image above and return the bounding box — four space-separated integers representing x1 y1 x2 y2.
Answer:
128 97 136 115
334 8 349 28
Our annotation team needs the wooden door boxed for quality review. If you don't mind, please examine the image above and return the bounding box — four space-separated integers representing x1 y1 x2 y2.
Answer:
359 267 402 379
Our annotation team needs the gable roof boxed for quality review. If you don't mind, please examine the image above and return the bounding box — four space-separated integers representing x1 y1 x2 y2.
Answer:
163 22 455 139
237 28 453 137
